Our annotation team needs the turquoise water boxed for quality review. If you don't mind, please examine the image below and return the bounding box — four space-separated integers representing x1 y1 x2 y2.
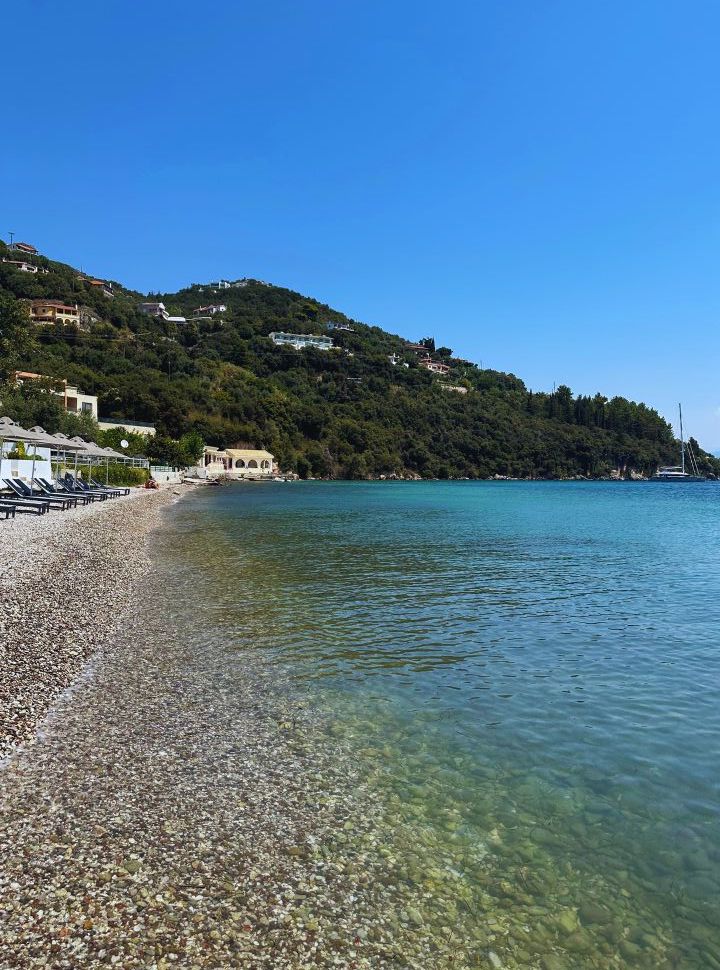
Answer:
170 481 720 967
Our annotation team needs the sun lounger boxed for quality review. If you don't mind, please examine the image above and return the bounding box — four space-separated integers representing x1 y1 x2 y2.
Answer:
59 476 109 501
90 477 129 496
2 481 55 513
0 502 17 519
67 476 119 499
6 478 77 511
35 478 93 506
0 491 49 514
52 478 105 502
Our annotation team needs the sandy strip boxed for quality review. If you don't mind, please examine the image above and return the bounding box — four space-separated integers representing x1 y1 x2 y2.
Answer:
0 489 178 763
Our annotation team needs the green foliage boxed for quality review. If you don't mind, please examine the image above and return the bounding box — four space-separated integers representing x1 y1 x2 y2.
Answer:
71 463 149 486
0 294 36 380
2 252 718 480
97 425 148 457
6 441 32 460
145 431 203 468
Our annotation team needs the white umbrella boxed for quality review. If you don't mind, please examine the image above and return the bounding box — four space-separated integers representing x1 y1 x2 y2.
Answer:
0 420 59 495
48 432 86 482
28 427 77 495
99 446 126 484
0 418 30 486
69 437 109 483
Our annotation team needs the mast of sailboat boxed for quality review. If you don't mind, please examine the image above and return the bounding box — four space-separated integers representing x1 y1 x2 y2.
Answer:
679 403 685 475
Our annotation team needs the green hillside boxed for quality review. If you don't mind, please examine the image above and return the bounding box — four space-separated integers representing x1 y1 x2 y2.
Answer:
1 240 717 479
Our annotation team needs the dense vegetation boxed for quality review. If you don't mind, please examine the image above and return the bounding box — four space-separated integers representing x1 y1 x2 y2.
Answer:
1 240 717 479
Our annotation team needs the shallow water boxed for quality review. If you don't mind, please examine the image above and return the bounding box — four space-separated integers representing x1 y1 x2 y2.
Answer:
167 481 720 967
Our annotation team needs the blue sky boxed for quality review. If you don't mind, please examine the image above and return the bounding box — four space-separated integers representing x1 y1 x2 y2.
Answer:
4 1 720 446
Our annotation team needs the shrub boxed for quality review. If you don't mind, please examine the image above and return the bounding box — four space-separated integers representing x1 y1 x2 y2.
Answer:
62 463 149 487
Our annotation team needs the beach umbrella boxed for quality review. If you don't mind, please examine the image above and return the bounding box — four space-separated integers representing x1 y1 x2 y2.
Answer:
28 426 72 495
99 446 126 484
69 437 108 482
0 417 29 462
0 418 29 484
48 432 86 480
0 419 58 495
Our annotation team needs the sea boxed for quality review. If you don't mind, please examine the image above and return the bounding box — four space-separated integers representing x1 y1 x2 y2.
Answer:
161 480 720 967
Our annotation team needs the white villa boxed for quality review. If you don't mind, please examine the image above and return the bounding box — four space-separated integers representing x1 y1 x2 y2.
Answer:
138 302 185 324
138 301 169 319
269 331 333 351
191 304 226 319
202 446 275 478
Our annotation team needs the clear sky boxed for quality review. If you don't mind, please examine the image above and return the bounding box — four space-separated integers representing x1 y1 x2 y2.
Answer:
4 1 720 447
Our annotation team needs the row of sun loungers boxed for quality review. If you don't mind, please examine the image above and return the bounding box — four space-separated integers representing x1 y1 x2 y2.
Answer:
0 476 130 517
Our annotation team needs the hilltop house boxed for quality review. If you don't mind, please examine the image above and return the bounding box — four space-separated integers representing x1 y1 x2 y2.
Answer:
327 322 354 332
12 371 98 418
138 301 185 324
1 259 48 274
190 304 226 319
389 353 410 368
29 300 80 327
419 357 451 375
88 279 114 298
269 331 333 351
11 241 38 255
202 446 274 478
139 301 169 319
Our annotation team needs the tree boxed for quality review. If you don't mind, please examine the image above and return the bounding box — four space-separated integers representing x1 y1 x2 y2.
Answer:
0 295 36 379
178 430 204 465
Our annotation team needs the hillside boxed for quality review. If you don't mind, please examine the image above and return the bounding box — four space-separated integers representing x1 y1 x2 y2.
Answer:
1 239 717 479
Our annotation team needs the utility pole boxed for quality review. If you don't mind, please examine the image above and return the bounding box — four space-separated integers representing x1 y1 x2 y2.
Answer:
8 231 14 248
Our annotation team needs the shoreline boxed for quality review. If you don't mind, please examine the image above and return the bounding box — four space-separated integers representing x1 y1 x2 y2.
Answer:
0 485 449 968
0 488 180 763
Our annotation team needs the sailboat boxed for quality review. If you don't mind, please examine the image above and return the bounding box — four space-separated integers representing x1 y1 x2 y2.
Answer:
651 404 706 481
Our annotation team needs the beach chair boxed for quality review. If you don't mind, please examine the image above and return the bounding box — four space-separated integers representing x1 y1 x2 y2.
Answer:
6 478 77 511
0 502 17 519
2 480 54 514
52 477 105 502
0 489 49 514
68 476 120 499
60 475 109 501
90 477 129 496
36 479 94 506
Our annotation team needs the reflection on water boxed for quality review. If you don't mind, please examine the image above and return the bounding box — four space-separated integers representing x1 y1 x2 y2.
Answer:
168 481 720 967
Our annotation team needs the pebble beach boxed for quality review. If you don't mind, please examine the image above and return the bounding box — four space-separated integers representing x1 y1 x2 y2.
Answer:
0 490 175 764
0 489 453 969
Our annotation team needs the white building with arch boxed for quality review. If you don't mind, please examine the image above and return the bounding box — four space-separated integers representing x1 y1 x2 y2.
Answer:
202 446 274 478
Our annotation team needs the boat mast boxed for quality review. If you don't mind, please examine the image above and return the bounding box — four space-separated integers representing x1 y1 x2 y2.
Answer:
679 403 685 475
